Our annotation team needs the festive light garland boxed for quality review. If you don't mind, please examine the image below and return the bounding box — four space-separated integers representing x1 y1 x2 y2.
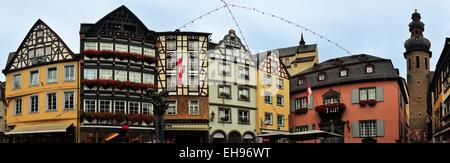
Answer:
178 2 352 55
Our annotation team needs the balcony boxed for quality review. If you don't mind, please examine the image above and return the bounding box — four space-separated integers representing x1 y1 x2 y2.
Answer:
315 103 346 121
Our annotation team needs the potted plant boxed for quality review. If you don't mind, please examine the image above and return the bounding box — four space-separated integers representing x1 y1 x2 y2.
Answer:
142 115 155 125
359 100 368 107
219 92 230 98
114 112 127 124
220 116 229 122
367 99 377 107
240 94 249 100
82 112 95 123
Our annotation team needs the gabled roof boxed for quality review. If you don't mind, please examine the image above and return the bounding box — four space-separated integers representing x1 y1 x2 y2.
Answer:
80 5 155 42
277 44 317 58
290 54 403 93
3 19 75 74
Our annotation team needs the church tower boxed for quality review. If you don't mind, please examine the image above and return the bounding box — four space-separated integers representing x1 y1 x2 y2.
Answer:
404 10 431 142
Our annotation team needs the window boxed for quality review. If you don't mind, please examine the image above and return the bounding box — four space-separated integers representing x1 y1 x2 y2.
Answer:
416 56 420 69
189 100 199 115
167 101 177 115
47 93 57 111
47 67 57 83
115 44 128 52
100 42 113 51
366 65 374 74
84 100 96 112
188 41 198 51
264 92 272 104
295 126 309 133
277 114 284 126
277 78 284 89
360 121 377 137
189 55 199 70
318 72 326 81
189 76 198 91
166 40 176 51
45 46 52 55
238 66 249 80
129 102 140 114
35 47 44 57
64 65 76 81
219 63 231 76
167 75 177 91
64 91 74 109
425 57 428 70
340 68 348 77
30 70 39 86
30 95 39 113
238 87 250 101
142 103 153 115
84 42 98 50
114 70 127 81
264 113 273 125
84 69 97 80
129 72 141 83
14 98 22 115
144 73 154 84
294 97 307 110
99 100 111 112
298 78 305 86
114 101 126 114
264 75 272 85
218 85 231 98
238 110 250 124
13 74 22 89
99 69 112 80
130 45 142 54
276 95 284 106
408 58 411 70
219 108 231 123
324 96 339 105
28 49 35 59
144 48 155 57
167 54 177 70
359 88 376 101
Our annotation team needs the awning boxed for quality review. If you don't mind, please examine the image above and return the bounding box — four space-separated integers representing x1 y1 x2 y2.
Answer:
6 123 73 135
165 124 209 131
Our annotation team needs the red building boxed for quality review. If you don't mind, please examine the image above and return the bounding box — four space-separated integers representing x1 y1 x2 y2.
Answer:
289 54 409 143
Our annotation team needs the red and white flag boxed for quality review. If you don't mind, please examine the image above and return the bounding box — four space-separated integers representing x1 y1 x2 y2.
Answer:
177 57 185 87
305 82 312 105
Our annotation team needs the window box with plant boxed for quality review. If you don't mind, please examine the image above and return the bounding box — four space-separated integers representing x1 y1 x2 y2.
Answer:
219 92 231 99
294 108 308 115
238 118 250 124
359 99 377 107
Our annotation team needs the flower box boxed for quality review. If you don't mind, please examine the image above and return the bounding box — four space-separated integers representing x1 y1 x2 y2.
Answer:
294 108 308 115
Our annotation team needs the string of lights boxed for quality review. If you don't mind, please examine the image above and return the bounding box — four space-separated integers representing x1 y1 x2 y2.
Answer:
177 5 227 29
220 0 250 50
178 2 352 55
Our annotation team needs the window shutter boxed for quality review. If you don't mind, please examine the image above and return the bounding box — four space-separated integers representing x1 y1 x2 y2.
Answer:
376 87 384 102
307 96 314 110
376 120 385 136
352 121 360 137
351 89 359 104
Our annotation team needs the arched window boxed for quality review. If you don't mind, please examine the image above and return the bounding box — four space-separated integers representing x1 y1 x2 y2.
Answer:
323 90 340 105
425 57 428 70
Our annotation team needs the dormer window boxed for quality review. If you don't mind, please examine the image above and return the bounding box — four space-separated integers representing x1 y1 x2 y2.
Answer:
340 68 348 77
318 72 326 81
366 65 374 74
298 78 305 86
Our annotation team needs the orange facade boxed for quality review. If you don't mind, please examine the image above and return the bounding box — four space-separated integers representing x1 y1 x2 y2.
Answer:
290 80 408 143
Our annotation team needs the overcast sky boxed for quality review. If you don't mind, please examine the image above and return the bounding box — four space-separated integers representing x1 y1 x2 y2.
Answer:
1 0 450 81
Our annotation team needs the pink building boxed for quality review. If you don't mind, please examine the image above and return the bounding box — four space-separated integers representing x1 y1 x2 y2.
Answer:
290 54 409 143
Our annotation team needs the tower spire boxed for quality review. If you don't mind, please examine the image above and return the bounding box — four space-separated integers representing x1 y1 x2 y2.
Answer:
299 33 306 47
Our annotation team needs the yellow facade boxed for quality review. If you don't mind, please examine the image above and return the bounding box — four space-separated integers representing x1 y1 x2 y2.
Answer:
256 72 290 134
281 49 318 76
5 61 79 130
